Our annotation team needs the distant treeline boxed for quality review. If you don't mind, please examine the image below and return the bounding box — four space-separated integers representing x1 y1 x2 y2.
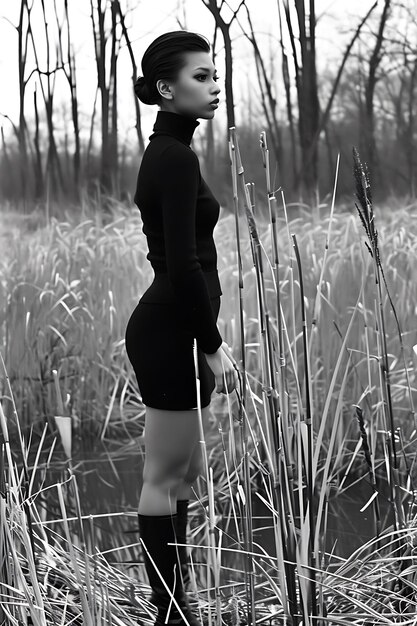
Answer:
0 0 415 210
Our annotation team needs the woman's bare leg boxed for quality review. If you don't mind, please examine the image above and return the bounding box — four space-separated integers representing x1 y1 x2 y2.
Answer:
138 406 200 516
176 404 212 500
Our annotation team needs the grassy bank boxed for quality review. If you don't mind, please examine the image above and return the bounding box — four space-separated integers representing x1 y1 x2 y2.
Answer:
1 199 417 441
1 160 417 623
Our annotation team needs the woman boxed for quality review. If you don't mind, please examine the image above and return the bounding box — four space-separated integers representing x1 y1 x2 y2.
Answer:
124 31 239 626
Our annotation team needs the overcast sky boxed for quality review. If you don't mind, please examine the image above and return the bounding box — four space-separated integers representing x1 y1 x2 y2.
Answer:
0 0 377 143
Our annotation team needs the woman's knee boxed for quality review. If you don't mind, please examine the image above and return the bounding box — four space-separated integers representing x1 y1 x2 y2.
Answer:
142 458 190 490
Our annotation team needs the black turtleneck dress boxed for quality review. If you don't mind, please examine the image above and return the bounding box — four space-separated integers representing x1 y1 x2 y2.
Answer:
124 110 224 410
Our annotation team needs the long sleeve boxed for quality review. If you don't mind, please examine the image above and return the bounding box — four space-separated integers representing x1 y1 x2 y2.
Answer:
159 143 223 354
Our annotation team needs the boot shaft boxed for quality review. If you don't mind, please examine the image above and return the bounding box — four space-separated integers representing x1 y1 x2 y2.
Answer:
176 500 191 589
138 513 181 594
138 513 201 625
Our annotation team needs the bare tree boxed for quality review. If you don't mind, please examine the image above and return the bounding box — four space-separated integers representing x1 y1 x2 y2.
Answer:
201 0 246 132
90 0 120 194
17 0 31 202
402 60 417 194
53 0 81 191
361 0 391 180
1 0 414 205
27 0 66 195
277 0 297 185
33 85 44 198
278 0 378 198
204 24 220 180
377 1 417 195
303 1 378 191
238 5 283 172
115 0 145 154
109 0 119 194
278 0 320 199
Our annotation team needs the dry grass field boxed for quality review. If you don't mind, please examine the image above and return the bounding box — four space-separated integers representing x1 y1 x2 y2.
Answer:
1 182 417 623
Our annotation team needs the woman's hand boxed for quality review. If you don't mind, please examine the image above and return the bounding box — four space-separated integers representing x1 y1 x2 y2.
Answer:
204 341 239 394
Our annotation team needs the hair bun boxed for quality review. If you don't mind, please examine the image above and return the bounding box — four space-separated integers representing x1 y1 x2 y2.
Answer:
134 76 148 100
134 75 157 105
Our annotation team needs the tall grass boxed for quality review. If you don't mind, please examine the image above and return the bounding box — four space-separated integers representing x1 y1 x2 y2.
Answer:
0 202 149 438
0 367 153 625
205 131 417 624
1 192 417 444
1 133 417 623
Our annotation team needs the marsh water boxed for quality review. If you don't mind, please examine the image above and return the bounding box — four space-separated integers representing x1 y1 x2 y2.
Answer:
39 437 393 583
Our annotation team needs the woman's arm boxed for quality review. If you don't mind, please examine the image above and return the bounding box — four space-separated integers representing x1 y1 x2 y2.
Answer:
160 143 223 354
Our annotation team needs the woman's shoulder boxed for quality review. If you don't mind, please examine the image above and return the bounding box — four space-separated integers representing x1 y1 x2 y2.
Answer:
161 139 198 160
140 137 200 182
157 141 200 177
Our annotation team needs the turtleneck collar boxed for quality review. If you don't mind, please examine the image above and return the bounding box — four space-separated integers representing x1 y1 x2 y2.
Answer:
149 110 200 146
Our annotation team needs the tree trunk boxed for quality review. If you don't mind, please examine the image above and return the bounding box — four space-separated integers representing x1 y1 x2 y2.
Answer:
204 25 219 180
115 0 145 154
282 0 319 200
277 0 297 187
62 0 81 192
17 0 29 204
90 0 121 196
406 59 417 195
298 1 377 191
362 0 391 183
33 86 44 199
244 4 282 173
109 0 119 195
202 0 242 132
294 0 320 200
91 0 110 194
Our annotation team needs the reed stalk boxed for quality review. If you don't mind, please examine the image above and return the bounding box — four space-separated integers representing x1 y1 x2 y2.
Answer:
292 234 317 620
229 127 258 625
259 136 302 621
353 149 401 525
231 127 315 623
193 341 222 625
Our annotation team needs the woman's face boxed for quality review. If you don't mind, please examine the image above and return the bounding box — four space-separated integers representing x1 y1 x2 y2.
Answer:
157 50 221 120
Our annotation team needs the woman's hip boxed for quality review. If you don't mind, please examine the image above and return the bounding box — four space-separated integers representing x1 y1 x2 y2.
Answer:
124 297 221 360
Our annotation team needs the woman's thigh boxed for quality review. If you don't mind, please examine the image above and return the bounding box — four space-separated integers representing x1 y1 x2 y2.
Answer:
143 406 200 481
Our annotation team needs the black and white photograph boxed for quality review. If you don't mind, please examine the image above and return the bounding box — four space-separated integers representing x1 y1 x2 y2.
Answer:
1 1 417 624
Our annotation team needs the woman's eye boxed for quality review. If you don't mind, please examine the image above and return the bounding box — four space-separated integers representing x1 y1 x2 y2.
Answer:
196 74 219 82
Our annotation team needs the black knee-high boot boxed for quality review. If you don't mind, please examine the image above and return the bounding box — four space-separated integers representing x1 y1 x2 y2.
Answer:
138 513 201 626
176 500 191 590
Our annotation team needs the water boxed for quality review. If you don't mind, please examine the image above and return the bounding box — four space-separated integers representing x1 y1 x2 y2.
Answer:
41 439 392 570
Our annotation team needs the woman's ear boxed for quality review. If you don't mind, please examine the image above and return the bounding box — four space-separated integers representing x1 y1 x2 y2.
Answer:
156 79 174 100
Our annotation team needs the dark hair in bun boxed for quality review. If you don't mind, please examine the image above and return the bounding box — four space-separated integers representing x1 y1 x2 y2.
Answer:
134 76 154 105
134 31 211 106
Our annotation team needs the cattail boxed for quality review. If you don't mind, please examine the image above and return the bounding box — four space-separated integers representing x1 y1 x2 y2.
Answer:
352 147 401 527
